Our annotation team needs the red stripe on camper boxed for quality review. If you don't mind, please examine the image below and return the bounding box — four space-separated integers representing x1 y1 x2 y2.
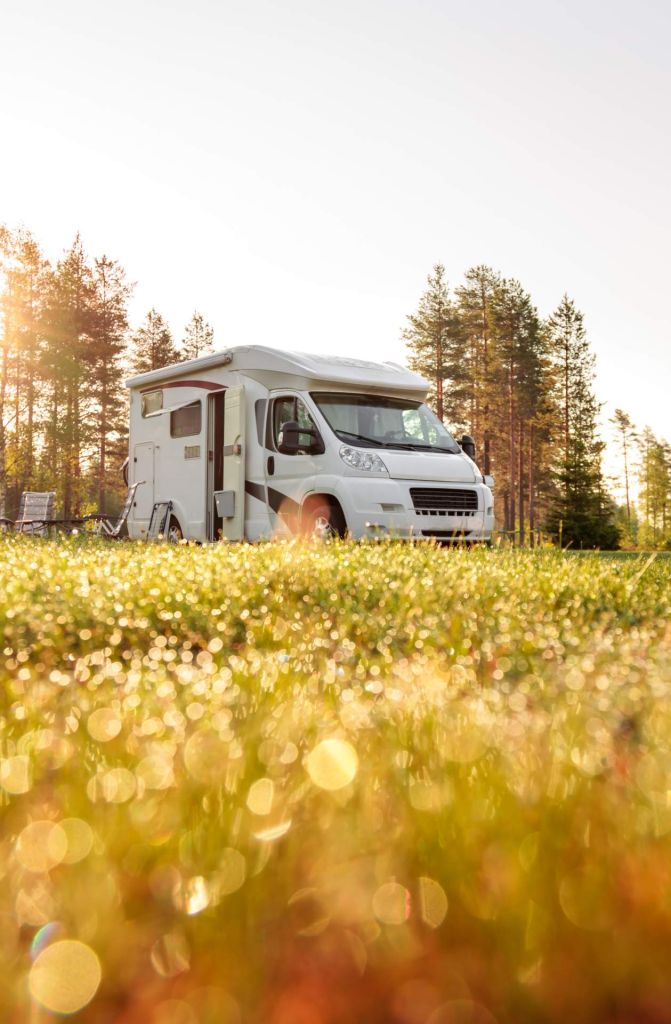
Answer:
140 380 226 393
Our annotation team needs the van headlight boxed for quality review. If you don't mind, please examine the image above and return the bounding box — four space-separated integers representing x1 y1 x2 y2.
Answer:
339 446 388 474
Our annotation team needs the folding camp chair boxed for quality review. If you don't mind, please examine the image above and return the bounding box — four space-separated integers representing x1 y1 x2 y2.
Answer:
83 481 145 538
15 492 56 536
147 501 173 540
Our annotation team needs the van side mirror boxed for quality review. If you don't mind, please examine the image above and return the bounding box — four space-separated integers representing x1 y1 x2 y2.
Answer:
461 435 476 460
278 420 301 454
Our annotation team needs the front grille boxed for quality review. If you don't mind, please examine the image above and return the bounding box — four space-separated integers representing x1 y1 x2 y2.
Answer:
410 488 478 512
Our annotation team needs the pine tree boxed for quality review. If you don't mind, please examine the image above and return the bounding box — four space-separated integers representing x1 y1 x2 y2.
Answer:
609 408 637 540
454 266 500 474
545 296 617 548
41 235 95 517
402 265 464 423
89 256 132 510
181 311 214 361
0 225 12 516
9 231 50 497
130 309 178 374
490 279 545 540
638 429 671 548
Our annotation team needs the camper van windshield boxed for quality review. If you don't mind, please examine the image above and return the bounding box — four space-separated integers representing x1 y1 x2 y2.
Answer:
311 393 461 453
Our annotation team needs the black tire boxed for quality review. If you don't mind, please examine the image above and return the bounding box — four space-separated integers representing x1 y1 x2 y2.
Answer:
303 501 346 539
167 516 183 543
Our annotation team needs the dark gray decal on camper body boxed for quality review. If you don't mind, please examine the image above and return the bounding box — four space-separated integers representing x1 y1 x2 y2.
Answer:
244 481 300 517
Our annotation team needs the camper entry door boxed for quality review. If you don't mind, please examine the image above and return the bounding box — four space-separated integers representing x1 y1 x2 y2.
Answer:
207 386 245 541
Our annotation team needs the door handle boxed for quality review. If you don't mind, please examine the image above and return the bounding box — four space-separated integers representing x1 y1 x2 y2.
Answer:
267 456 275 476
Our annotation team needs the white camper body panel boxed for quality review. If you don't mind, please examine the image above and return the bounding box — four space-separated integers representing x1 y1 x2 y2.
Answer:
125 345 495 543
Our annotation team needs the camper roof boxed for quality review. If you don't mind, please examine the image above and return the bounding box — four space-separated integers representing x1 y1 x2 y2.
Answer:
125 344 428 398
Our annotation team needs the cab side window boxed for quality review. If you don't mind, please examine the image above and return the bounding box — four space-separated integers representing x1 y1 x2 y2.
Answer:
272 396 323 454
273 398 296 444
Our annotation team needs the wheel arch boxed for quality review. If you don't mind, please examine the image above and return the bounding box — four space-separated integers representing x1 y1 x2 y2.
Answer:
300 492 347 537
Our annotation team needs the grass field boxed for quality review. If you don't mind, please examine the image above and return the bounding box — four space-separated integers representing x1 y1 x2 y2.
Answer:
1 537 671 1024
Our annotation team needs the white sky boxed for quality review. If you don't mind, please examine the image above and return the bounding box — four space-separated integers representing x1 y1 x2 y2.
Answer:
1 0 669 487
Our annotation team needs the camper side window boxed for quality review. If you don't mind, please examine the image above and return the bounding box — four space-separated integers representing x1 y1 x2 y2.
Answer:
170 401 202 438
141 390 163 417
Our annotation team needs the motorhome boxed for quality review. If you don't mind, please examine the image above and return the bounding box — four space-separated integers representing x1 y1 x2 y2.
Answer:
124 345 495 543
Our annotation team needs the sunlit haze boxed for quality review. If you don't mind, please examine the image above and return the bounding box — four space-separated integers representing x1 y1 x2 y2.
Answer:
2 0 669 467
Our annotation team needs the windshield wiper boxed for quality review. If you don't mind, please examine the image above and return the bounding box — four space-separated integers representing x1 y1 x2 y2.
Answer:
336 430 386 447
336 431 459 453
337 431 423 451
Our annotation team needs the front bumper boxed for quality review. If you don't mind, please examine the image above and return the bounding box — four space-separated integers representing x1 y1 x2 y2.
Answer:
332 477 495 541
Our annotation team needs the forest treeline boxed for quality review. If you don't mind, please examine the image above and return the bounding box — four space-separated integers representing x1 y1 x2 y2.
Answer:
404 265 670 549
0 228 668 547
0 227 213 520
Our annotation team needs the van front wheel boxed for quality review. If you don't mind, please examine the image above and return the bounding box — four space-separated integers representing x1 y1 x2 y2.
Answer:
303 500 346 539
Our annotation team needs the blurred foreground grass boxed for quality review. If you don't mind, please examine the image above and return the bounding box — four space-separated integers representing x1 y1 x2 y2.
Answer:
1 536 671 1024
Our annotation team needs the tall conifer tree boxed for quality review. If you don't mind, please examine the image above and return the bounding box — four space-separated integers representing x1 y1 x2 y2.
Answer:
181 311 214 361
403 265 464 423
638 428 671 548
490 279 544 539
545 296 616 548
42 234 94 517
454 265 500 474
130 309 178 374
610 408 636 539
89 256 132 509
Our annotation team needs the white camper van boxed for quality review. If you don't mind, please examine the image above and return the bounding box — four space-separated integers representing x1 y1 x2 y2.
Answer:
124 345 495 543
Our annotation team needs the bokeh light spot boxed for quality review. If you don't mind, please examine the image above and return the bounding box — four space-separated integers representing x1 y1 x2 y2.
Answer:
87 708 122 742
246 777 274 816
372 882 410 925
0 755 31 794
60 818 94 865
17 821 68 873
29 939 101 1014
418 876 448 928
306 737 358 791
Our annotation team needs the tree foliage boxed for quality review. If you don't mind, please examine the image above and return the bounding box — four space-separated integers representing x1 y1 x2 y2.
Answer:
130 308 178 375
405 271 619 547
181 311 215 361
0 227 211 519
402 265 464 423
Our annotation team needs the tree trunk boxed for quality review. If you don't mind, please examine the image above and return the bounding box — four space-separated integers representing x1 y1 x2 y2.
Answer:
528 425 535 547
508 354 516 540
64 385 73 519
0 302 9 516
99 372 108 510
436 323 444 421
623 435 631 529
518 420 525 546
